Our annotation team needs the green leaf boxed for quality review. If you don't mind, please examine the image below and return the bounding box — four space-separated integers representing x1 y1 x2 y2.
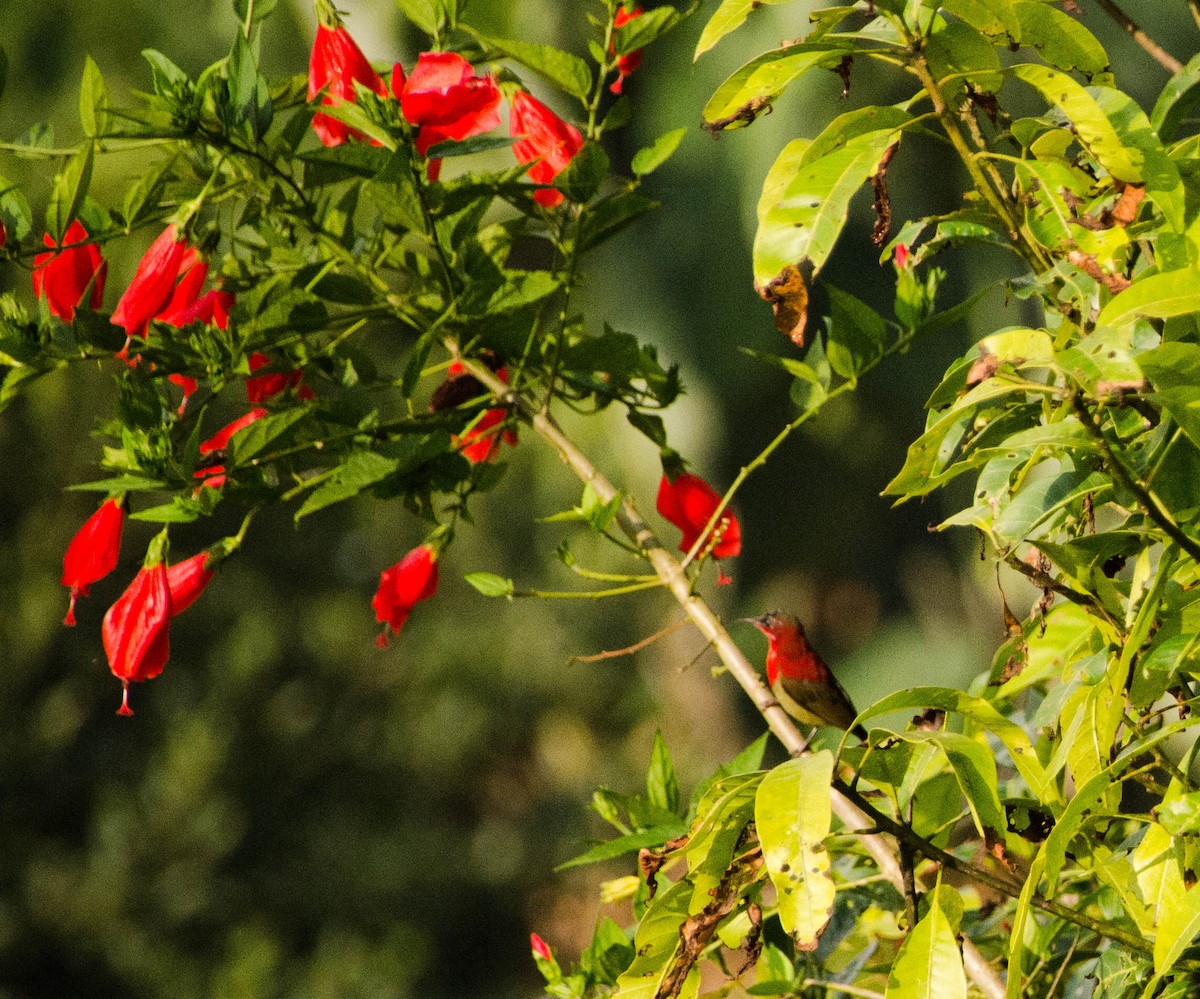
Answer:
79 56 109 137
702 44 847 129
482 36 592 100
755 752 835 947
991 467 1110 545
228 407 307 465
226 29 273 141
1151 54 1200 142
646 732 680 815
580 482 622 532
579 192 657 251
859 687 1058 807
1154 853 1200 976
888 731 1005 839
884 883 967 999
614 6 681 56
1009 65 1139 181
940 0 1020 39
294 451 401 522
695 0 800 59
614 881 699 999
464 572 514 597
754 106 911 283
1097 268 1200 329
1012 1 1108 74
825 285 887 379
554 141 608 203
46 142 94 242
556 823 687 870
631 128 685 176
926 20 1002 95
396 0 447 36
142 49 191 97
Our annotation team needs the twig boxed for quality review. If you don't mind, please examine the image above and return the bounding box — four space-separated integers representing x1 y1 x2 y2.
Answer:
1090 0 1183 74
570 616 687 663
459 355 1009 999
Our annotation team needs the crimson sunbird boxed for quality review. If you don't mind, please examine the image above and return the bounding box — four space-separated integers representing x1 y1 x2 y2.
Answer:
743 610 867 739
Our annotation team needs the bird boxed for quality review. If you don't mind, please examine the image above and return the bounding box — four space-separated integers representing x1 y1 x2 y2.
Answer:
742 610 867 740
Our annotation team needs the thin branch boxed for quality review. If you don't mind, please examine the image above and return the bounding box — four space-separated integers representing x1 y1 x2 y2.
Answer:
459 355 1008 999
570 616 687 664
1090 0 1183 74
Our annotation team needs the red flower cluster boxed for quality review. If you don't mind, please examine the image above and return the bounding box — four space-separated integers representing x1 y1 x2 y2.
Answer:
308 21 388 146
510 91 584 208
111 223 233 343
610 6 646 95
372 544 439 647
102 545 217 716
61 496 125 626
33 219 107 322
306 19 585 206
657 472 742 583
394 52 501 180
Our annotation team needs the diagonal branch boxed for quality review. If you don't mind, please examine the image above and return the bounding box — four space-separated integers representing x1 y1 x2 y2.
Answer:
1090 0 1183 74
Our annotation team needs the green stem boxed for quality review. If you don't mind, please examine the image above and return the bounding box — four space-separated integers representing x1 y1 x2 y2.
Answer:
516 578 665 599
1072 394 1200 564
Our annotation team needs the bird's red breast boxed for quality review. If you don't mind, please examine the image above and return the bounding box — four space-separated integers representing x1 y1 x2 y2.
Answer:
762 620 830 687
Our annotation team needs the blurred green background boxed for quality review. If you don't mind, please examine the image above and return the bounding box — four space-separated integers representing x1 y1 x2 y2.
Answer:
0 1 1189 996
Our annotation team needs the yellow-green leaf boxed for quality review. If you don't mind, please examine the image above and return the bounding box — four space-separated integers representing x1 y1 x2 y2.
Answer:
755 752 835 947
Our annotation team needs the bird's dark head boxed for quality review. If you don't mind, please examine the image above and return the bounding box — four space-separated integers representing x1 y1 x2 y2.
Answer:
740 610 803 637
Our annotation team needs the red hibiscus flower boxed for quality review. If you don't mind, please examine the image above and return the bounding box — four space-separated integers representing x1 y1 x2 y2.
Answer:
103 548 172 716
308 19 388 147
393 52 502 179
434 360 517 464
32 219 107 322
372 544 439 647
111 224 192 339
657 472 742 581
61 496 125 626
610 6 645 94
510 91 584 208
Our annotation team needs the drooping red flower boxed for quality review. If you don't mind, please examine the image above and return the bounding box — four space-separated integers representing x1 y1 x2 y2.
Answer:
193 465 227 492
166 552 215 616
395 52 503 174
199 407 268 455
894 242 911 269
111 223 192 339
103 557 172 716
510 91 584 208
657 472 742 571
372 544 439 647
308 21 388 147
246 352 313 403
61 496 125 626
610 6 646 95
32 219 107 322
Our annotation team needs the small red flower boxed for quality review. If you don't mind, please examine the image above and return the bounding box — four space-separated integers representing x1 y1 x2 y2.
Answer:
32 219 107 322
895 243 911 269
0 220 7 248
166 552 215 616
372 544 439 647
657 472 742 568
103 557 172 716
61 496 126 626
199 407 268 456
530 933 553 962
308 21 388 147
610 6 645 95
510 91 584 208
168 373 199 416
246 352 311 403
193 465 227 492
395 52 503 173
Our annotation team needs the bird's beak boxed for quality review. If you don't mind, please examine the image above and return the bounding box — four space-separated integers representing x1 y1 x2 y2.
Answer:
737 613 770 629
